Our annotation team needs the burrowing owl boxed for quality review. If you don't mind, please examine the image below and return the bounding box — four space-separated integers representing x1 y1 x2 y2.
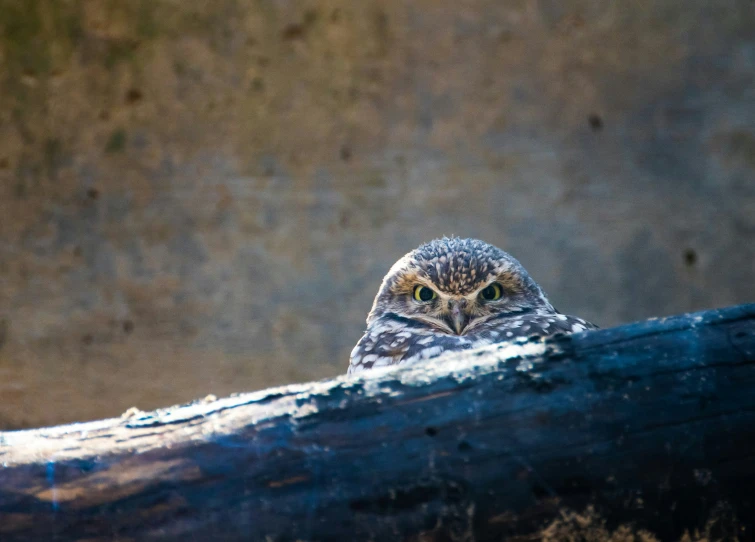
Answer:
348 237 597 374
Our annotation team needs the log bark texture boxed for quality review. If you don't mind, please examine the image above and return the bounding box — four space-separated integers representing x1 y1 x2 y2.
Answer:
1 304 754 541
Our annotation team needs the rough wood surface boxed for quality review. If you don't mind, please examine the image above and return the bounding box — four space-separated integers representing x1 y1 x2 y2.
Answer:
1 304 754 541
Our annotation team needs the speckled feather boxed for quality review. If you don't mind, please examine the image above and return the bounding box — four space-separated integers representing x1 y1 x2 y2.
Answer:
348 238 597 374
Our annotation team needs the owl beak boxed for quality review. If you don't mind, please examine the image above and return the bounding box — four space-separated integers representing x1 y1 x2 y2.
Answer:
448 299 470 335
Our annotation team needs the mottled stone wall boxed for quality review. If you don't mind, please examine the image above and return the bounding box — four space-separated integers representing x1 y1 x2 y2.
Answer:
0 0 753 429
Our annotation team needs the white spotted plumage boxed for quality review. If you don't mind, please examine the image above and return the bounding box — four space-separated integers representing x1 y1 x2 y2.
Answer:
348 238 597 374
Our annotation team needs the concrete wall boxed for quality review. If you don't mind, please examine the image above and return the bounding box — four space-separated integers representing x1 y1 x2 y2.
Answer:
1 0 753 429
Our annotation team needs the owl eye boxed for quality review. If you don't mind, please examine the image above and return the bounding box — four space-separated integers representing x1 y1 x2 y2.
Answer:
413 285 437 302
479 282 503 301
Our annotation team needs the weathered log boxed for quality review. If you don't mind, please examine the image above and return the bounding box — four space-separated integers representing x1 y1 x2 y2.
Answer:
1 304 754 541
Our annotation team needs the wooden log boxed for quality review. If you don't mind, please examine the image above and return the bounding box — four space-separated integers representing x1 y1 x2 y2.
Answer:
1 304 754 541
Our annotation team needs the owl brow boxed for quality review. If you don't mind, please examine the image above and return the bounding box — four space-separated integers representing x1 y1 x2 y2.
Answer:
492 271 522 294
459 273 507 297
467 279 496 296
390 272 437 295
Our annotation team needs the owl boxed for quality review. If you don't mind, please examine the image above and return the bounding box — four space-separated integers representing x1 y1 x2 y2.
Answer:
348 237 597 374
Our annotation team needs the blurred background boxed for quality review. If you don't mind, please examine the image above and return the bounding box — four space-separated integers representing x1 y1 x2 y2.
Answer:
0 1 753 429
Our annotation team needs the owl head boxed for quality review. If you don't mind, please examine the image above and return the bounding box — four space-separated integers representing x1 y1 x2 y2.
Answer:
366 237 554 336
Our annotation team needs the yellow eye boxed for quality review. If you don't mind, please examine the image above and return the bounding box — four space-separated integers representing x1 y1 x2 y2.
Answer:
413 285 437 302
479 282 503 301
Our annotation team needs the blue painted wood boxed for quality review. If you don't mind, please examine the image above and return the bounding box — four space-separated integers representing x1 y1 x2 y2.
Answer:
1 304 754 541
